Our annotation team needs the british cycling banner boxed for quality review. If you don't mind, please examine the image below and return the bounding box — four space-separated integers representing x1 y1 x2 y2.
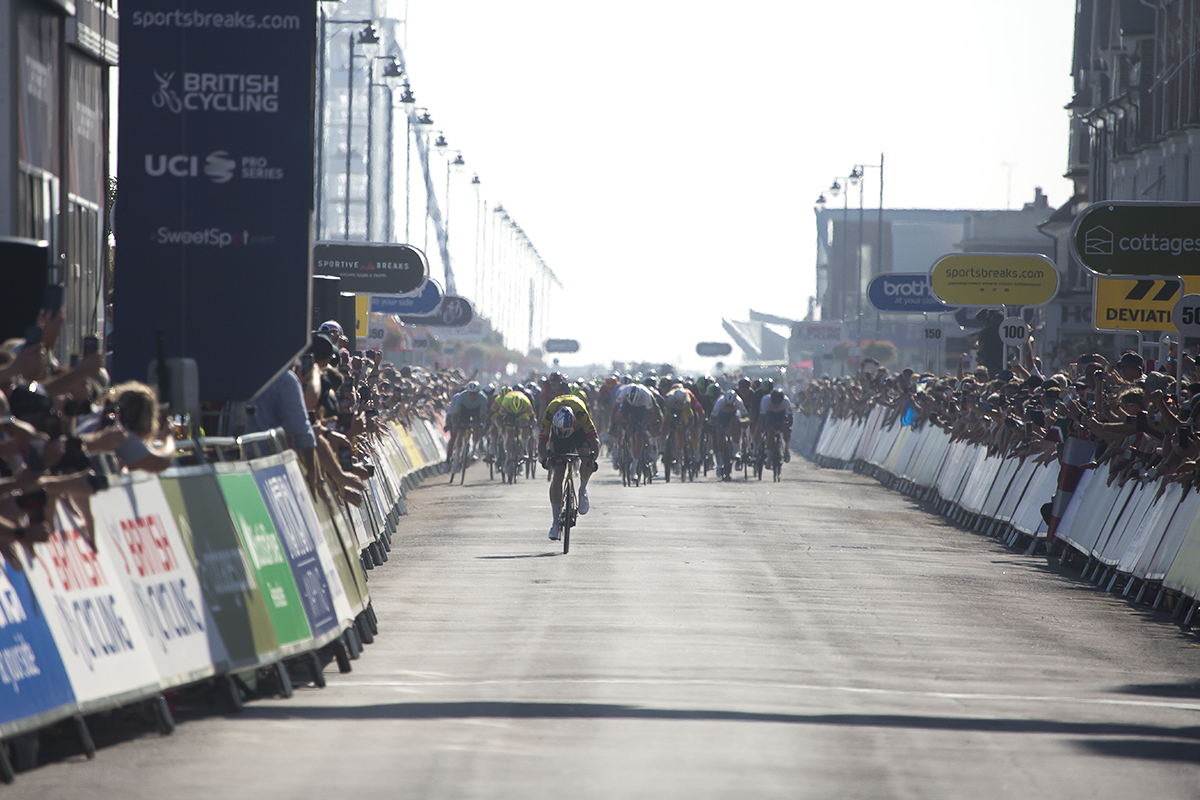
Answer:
116 3 317 401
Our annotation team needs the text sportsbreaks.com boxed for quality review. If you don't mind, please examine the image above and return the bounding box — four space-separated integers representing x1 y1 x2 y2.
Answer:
942 267 1046 280
130 11 301 31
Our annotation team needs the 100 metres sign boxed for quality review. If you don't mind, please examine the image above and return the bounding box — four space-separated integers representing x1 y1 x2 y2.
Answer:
1071 202 1200 276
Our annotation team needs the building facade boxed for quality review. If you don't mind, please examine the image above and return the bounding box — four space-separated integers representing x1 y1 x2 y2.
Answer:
0 0 116 355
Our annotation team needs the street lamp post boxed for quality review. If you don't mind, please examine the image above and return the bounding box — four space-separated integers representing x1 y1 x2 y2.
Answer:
366 55 402 241
315 16 375 241
391 82 416 242
827 176 852 330
344 23 379 240
849 155 885 343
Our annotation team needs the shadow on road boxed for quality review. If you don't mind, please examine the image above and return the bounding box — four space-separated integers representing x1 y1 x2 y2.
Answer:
476 552 561 560
238 701 1200 754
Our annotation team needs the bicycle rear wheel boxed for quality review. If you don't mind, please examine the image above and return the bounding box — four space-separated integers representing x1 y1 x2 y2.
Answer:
561 474 575 554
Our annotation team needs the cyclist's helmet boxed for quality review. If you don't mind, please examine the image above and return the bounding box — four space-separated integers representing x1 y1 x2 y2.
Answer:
707 383 721 396
551 407 575 437
738 377 750 389
762 378 774 391
621 374 632 385
466 381 480 393
751 379 762 390
643 376 656 387
548 371 567 387
770 387 785 402
485 383 496 394
724 390 738 404
667 388 689 407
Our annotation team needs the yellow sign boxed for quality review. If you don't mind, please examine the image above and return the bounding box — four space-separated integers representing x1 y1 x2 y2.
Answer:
1092 276 1200 332
929 253 1058 306
355 294 369 338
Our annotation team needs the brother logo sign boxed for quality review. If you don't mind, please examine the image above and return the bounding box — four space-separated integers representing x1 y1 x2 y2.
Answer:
867 273 955 313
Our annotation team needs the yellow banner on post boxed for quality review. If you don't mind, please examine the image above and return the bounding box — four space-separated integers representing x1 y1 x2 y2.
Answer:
929 253 1058 306
355 295 369 340
1092 276 1200 332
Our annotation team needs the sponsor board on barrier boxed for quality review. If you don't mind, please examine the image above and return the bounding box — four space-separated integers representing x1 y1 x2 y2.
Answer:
216 467 313 654
22 502 161 711
251 456 351 640
91 476 231 688
929 253 1058 306
159 469 281 669
310 485 367 609
0 562 77 738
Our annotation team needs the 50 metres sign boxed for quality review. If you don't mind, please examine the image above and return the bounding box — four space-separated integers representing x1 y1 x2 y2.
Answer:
1071 202 1200 276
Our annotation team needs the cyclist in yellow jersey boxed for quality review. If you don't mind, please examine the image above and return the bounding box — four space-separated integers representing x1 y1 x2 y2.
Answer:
491 386 535 468
538 382 600 541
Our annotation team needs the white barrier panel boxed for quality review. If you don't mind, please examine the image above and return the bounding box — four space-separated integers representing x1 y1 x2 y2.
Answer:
22 502 162 713
90 475 230 689
1098 483 1157 567
1130 484 1185 580
1089 482 1137 559
1143 488 1200 582
1163 507 1200 596
981 458 1021 521
1012 463 1058 536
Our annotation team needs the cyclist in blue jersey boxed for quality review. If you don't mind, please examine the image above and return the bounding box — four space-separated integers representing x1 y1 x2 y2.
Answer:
445 381 490 461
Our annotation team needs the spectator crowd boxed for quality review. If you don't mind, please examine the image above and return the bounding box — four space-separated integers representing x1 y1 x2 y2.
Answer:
0 312 465 572
796 343 1200 500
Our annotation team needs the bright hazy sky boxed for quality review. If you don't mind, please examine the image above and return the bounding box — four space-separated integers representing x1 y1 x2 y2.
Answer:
401 1 1077 370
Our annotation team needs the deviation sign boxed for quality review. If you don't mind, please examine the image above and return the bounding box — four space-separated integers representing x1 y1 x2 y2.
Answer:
1071 202 1200 276
929 253 1058 306
867 273 955 313
1091 276 1200 332
695 342 732 357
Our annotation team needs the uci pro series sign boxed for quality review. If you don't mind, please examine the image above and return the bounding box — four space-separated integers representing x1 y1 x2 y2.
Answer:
867 273 955 313
116 3 317 401
929 253 1058 307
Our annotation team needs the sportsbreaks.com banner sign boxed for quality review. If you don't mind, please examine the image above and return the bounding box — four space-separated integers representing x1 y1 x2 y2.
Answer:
115 5 317 401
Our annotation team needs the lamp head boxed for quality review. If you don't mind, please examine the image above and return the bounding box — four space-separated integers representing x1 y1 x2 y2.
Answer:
434 133 449 154
382 58 403 78
357 24 380 45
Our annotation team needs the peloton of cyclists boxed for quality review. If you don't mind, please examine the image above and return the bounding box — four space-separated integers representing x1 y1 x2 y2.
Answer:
538 378 601 541
445 381 490 460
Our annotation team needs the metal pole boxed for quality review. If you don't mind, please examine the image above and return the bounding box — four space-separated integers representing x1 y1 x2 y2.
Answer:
445 160 452 242
878 152 884 272
404 114 411 242
841 190 849 336
316 8 327 240
366 60 374 240
857 178 865 342
344 34 356 240
386 95 394 241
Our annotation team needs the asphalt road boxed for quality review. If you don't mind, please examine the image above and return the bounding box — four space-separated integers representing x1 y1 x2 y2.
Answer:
11 457 1200 799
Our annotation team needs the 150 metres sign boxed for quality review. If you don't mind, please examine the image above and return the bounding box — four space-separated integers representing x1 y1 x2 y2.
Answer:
1071 202 1200 276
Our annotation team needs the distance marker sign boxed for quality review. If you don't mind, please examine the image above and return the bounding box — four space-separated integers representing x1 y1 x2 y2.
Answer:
929 253 1058 306
1071 202 1200 276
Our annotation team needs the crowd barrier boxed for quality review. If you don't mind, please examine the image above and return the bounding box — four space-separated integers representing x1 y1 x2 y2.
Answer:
0 415 446 782
799 406 1200 627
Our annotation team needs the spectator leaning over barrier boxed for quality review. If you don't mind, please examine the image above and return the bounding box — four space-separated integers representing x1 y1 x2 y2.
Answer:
248 334 337 493
96 381 176 473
